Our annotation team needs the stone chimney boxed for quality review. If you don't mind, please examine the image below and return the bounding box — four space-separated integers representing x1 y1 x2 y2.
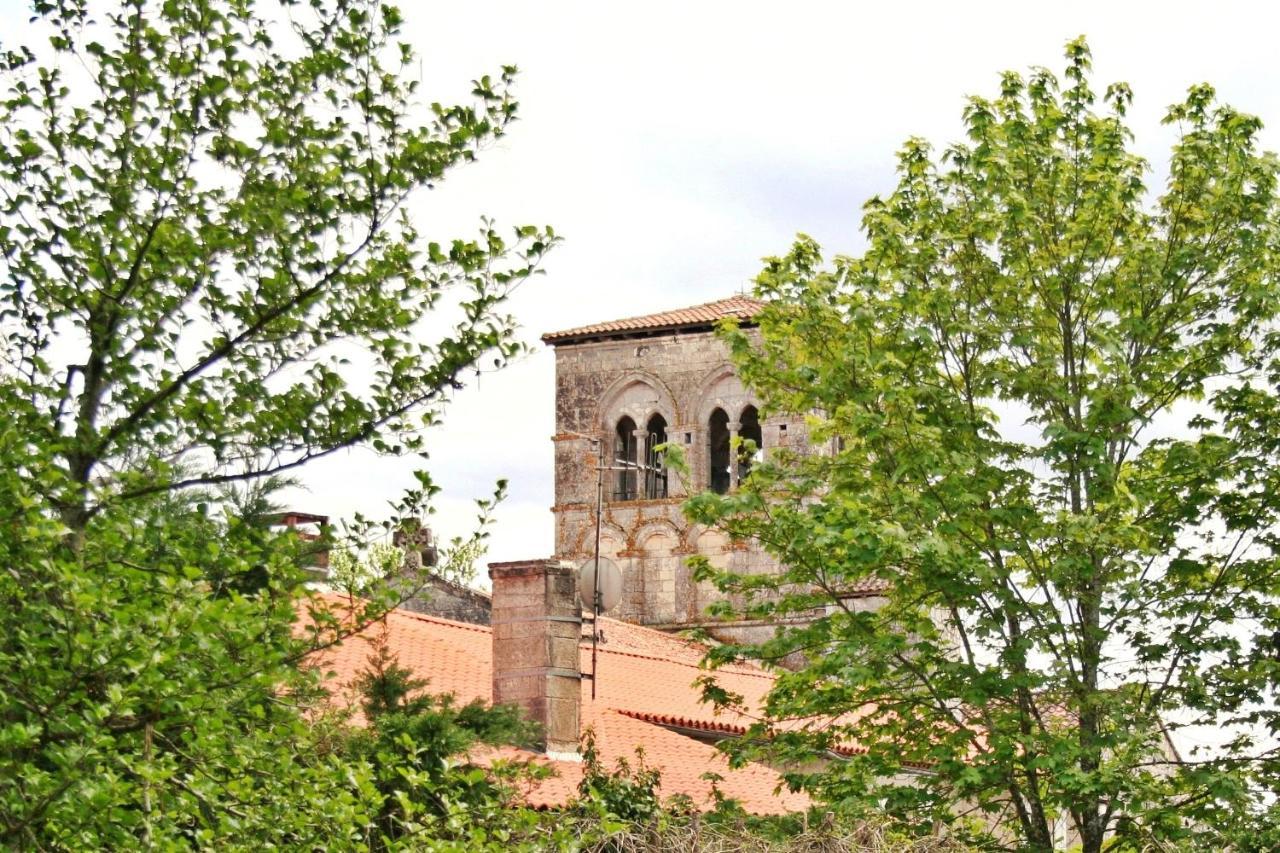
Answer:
488 559 582 759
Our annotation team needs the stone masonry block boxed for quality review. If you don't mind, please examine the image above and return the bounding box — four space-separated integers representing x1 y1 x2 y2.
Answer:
490 558 582 754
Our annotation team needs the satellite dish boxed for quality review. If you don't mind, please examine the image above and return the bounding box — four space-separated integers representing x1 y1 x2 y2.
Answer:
578 557 623 613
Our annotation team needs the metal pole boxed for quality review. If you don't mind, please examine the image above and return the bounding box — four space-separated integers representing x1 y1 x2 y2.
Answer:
591 436 604 700
579 430 659 701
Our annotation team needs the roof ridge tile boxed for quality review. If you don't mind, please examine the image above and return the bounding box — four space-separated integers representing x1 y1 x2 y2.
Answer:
542 294 765 343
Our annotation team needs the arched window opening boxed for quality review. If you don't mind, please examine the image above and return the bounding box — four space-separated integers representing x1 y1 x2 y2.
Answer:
738 405 763 483
644 414 668 499
708 408 730 495
613 416 637 501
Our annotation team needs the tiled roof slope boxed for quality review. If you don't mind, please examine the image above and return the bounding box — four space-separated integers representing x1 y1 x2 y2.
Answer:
478 710 803 811
305 595 809 815
542 295 765 344
843 576 893 596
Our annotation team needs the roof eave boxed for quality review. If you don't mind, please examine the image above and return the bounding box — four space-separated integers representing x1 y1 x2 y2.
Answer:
541 319 758 347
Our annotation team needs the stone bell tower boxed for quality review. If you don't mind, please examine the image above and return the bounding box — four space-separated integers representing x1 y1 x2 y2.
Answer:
542 296 863 648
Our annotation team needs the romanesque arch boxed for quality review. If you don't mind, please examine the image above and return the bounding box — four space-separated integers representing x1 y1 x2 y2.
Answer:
595 373 677 502
630 516 684 545
691 365 763 493
690 363 748 428
640 528 677 624
596 371 678 432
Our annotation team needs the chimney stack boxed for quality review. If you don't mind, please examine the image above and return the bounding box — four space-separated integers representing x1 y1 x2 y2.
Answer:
488 559 582 759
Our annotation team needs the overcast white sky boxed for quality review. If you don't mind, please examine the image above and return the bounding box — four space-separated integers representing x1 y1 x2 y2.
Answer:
335 0 1280 572
8 1 1280 574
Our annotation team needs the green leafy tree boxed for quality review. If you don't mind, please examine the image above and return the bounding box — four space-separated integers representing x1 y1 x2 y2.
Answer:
574 728 664 826
0 0 554 846
1 0 553 539
689 39 1280 852
331 539 408 595
340 622 540 850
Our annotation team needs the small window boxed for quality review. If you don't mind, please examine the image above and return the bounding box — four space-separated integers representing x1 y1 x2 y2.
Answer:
644 414 668 499
709 408 730 494
738 405 762 482
613 416 637 501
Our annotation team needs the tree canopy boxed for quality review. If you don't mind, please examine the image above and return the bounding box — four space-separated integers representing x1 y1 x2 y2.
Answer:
0 0 554 846
689 38 1280 852
1 0 553 536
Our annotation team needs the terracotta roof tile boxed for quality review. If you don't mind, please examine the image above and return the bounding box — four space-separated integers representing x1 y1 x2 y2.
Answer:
303 595 810 814
840 577 892 596
476 710 808 814
542 295 765 344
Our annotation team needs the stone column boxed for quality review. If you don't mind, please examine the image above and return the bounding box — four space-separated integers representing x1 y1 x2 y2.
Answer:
632 427 648 499
666 425 693 497
727 420 741 490
489 559 582 760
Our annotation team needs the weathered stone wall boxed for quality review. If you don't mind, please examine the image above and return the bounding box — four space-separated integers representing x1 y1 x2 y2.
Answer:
549 328 823 642
397 575 492 626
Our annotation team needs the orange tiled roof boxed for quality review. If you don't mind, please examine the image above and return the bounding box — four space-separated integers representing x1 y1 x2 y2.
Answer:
305 595 809 815
841 576 893 596
542 295 765 344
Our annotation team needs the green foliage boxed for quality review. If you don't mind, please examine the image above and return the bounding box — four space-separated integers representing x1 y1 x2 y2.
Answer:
340 622 543 849
689 38 1280 853
574 728 666 827
0 0 556 847
572 813 977 853
331 540 408 595
0 425 383 848
435 523 494 587
0 0 556 533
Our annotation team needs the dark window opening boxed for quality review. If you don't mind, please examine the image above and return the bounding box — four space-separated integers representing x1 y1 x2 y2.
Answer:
613 416 637 501
709 408 730 495
738 405 762 482
644 414 668 499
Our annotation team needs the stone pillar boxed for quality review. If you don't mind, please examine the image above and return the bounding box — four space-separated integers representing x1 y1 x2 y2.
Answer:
727 420 741 490
666 425 694 497
632 427 649 499
488 559 582 760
